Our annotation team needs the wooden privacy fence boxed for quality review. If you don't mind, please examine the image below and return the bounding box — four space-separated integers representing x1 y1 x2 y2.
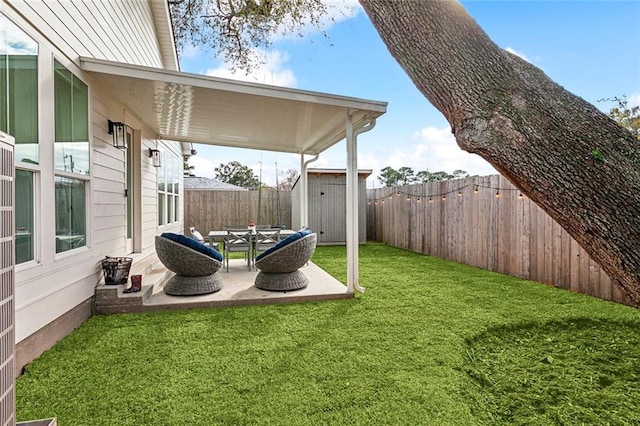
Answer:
184 189 292 235
367 174 630 305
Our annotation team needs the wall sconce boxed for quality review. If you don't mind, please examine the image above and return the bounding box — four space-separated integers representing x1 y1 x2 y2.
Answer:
148 148 161 167
108 120 127 149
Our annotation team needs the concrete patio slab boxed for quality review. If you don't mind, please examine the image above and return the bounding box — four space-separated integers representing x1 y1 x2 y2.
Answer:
145 259 352 310
96 256 353 314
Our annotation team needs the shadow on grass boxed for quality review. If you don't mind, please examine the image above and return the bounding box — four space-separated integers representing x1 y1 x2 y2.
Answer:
462 317 640 425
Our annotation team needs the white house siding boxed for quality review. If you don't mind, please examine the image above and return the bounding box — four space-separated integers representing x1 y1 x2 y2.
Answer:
3 2 184 353
5 0 166 68
14 69 184 344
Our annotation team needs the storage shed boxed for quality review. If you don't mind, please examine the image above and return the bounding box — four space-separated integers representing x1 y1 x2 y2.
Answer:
292 168 371 244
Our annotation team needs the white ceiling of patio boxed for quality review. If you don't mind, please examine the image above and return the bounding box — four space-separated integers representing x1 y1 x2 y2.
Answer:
81 57 387 155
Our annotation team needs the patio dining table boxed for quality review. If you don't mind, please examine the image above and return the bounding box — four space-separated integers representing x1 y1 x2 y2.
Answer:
208 228 296 271
207 228 296 246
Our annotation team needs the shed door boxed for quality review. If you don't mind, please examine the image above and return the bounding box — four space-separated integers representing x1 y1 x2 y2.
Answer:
319 183 346 243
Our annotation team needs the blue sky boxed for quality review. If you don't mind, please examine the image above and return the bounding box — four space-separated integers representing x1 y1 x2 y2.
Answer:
179 1 640 187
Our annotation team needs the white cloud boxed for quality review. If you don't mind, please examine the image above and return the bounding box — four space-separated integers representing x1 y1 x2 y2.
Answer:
189 125 498 189
204 48 297 87
306 126 498 188
410 126 497 176
355 127 497 187
505 46 530 63
189 155 216 179
189 145 301 187
271 0 362 42
629 93 640 108
180 44 201 59
1 18 37 55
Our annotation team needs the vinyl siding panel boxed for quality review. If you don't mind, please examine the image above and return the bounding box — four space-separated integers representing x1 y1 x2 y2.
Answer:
13 59 182 343
2 1 181 367
7 0 164 67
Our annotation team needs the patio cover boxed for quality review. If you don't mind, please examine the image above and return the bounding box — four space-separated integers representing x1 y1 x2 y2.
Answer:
80 57 387 292
80 57 386 155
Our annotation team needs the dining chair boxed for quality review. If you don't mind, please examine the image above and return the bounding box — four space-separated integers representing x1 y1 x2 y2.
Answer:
223 229 253 272
253 228 281 266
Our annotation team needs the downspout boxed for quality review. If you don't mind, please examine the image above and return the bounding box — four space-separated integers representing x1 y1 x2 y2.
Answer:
299 153 320 229
346 114 377 294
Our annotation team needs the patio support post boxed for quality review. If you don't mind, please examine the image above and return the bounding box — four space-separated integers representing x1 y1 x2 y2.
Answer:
299 154 308 228
346 112 360 293
346 113 377 293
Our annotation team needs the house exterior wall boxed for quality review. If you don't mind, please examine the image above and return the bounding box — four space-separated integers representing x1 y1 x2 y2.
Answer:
5 0 167 68
2 1 184 362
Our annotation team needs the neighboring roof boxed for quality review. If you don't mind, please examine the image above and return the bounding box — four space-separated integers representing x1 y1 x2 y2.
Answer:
80 57 387 156
184 176 248 191
307 168 373 177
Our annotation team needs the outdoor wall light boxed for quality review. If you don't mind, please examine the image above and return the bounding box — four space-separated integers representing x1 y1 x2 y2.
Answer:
148 148 162 167
108 120 127 149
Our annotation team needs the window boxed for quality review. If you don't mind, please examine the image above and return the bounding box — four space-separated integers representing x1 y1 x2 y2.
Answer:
174 164 180 223
0 14 39 165
54 60 89 175
15 169 34 263
158 150 165 226
2 14 39 264
167 154 174 223
54 176 86 253
157 148 181 226
54 61 88 253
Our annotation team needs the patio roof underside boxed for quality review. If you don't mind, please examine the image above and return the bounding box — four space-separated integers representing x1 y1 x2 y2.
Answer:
80 57 387 155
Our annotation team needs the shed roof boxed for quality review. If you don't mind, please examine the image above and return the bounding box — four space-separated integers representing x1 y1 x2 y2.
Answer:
307 168 373 177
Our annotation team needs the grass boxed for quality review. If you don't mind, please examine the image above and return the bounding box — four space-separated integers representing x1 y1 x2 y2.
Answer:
16 243 640 425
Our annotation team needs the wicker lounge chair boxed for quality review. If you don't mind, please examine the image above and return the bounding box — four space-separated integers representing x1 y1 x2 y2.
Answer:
254 232 317 291
155 234 223 296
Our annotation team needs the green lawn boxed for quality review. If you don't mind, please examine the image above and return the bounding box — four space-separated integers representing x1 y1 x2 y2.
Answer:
16 243 640 425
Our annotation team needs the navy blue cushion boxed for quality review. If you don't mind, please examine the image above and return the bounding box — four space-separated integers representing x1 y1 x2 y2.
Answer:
161 232 223 262
255 229 312 262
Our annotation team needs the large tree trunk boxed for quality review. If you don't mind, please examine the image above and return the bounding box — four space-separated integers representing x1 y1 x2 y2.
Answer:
360 0 640 306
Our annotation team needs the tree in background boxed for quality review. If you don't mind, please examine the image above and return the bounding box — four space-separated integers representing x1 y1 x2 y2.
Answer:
170 0 331 71
171 1 640 305
214 161 261 188
183 155 195 176
378 166 468 187
416 169 468 183
601 96 640 142
277 168 299 191
377 166 416 187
